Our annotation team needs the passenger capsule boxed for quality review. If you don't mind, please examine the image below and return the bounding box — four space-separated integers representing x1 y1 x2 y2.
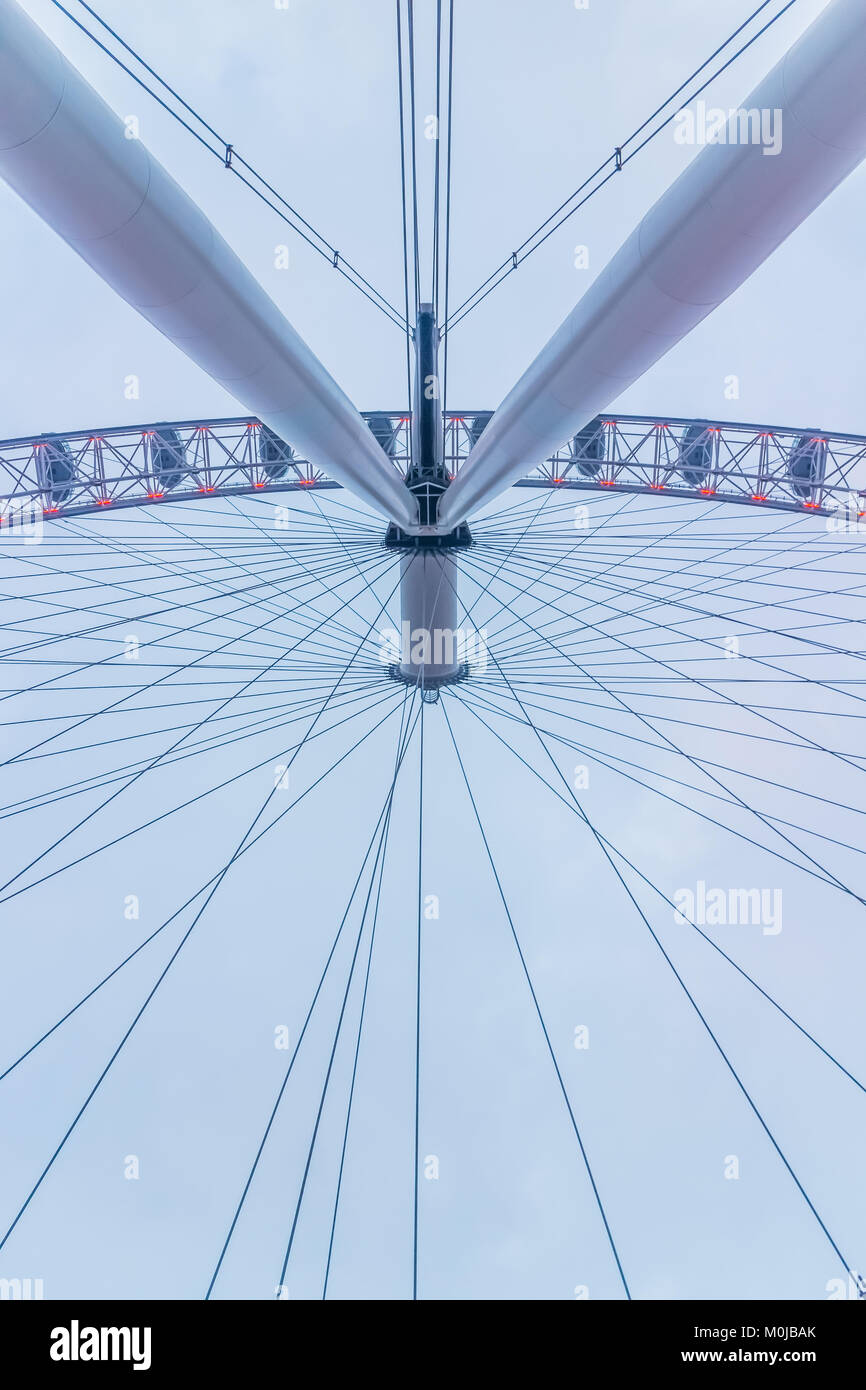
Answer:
149 428 186 491
788 435 826 499
35 438 76 505
258 424 295 480
366 413 399 459
571 417 606 477
678 424 714 488
466 413 493 448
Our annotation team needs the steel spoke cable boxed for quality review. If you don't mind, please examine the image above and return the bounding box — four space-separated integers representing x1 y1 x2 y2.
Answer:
468 496 747 659
206 692 421 1298
454 549 866 901
463 674 866 762
495 527 866 678
455 681 866 842
458 546 866 790
412 692 424 1300
321 701 405 1298
0 583 355 896
1 676 391 781
274 690 418 1295
115 501 394 653
453 679 866 817
0 568 406 1252
0 545 396 782
0 685 411 1087
0 541 397 769
0 530 393 702
432 0 443 316
146 501 390 647
0 631 404 910
449 686 866 1111
439 698 632 1299
480 529 866 651
0 681 399 822
452 684 866 910
452 636 856 1280
406 0 422 315
506 529 866 669
396 0 415 420
445 0 803 331
440 0 454 466
226 496 395 651
50 0 408 329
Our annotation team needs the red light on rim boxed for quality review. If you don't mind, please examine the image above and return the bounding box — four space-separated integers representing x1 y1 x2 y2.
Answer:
297 478 316 486
802 501 821 509
700 488 716 495
649 483 666 490
752 494 768 502
96 498 112 506
599 478 616 486
198 486 216 493
147 492 164 500
43 507 60 515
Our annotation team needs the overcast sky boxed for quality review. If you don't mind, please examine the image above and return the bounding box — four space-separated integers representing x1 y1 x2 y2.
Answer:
1 0 865 1303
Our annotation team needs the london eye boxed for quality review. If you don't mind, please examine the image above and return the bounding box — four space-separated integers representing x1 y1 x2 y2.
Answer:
1 0 865 1304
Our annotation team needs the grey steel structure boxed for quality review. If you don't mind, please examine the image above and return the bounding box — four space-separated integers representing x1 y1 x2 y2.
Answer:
2 0 866 1305
2 412 865 523
5 0 866 691
437 0 866 530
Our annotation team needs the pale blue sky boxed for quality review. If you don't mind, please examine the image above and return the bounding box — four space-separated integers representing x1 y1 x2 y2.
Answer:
1 0 865 1301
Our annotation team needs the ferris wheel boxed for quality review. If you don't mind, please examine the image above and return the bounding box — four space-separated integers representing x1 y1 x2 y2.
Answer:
1 0 866 1303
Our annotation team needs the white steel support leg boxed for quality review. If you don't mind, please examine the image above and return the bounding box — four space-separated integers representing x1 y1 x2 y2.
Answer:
437 0 866 531
0 0 416 530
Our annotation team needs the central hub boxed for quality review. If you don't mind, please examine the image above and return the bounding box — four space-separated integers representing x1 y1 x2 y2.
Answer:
383 304 475 697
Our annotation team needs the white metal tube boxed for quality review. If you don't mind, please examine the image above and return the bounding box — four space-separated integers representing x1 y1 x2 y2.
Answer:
438 0 866 530
398 552 462 684
0 0 417 529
